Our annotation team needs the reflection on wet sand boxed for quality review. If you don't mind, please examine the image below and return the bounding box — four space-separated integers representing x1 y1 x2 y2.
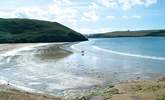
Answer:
35 44 72 61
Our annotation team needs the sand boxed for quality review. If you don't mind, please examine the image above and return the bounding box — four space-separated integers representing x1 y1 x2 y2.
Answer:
0 44 32 53
0 84 62 100
111 78 165 100
1 78 165 100
83 78 165 100
0 44 63 100
0 44 165 100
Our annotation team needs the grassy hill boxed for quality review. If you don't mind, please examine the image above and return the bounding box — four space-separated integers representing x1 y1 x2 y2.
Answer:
88 30 165 38
0 18 87 43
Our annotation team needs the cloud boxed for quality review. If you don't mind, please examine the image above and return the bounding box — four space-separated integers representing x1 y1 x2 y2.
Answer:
0 0 159 34
81 2 99 22
52 0 72 6
75 27 112 34
0 0 101 33
118 0 157 10
13 7 50 20
107 15 116 20
49 0 78 26
132 15 141 19
0 11 12 18
122 15 142 19
0 0 79 27
81 10 99 22
98 0 118 8
88 2 100 9
98 0 157 10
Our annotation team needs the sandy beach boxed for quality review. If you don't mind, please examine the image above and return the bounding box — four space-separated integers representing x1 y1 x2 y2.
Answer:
0 44 165 100
0 77 165 100
0 44 30 54
73 78 165 100
0 44 63 100
0 84 61 100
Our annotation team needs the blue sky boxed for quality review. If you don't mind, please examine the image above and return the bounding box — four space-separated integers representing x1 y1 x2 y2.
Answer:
0 0 165 34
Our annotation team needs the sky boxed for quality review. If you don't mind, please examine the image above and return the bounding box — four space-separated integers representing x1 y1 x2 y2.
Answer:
0 0 165 34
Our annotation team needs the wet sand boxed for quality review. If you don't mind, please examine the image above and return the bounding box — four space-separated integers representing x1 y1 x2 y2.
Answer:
0 77 165 100
0 84 61 100
111 78 165 100
0 44 165 100
0 44 63 100
76 78 165 100
0 44 31 54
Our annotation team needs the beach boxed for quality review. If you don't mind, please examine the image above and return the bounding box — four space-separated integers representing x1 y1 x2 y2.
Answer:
0 40 165 100
0 84 61 100
0 76 165 100
87 77 165 100
0 44 62 100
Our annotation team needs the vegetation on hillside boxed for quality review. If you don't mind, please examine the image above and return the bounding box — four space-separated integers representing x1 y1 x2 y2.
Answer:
88 30 165 38
0 18 87 43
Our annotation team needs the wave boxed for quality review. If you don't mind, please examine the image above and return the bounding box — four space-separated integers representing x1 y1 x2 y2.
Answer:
0 77 43 93
92 46 165 61
0 79 8 84
70 45 82 52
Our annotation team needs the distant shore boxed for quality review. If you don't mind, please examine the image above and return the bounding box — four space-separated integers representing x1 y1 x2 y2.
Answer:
87 29 165 38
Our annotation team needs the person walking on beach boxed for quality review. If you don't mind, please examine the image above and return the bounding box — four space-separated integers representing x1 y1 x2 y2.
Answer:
81 50 85 56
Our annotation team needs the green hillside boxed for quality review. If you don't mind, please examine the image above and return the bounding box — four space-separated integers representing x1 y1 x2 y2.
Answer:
88 30 165 38
0 18 87 43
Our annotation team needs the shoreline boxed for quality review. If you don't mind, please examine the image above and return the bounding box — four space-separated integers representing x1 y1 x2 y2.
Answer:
0 43 165 100
0 82 62 100
73 77 165 100
0 77 165 100
0 43 67 100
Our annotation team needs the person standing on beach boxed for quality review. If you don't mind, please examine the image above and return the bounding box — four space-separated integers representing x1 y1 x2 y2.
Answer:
81 50 85 56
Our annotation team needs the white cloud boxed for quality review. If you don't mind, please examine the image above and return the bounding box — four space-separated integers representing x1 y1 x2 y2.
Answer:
119 0 157 10
75 27 112 34
1 7 41 20
53 0 72 6
0 0 101 33
88 2 100 9
0 11 12 18
132 15 141 19
60 0 72 5
98 0 157 10
81 2 99 22
49 0 78 26
122 15 142 19
98 0 118 8
0 0 79 27
0 0 158 34
81 10 99 22
13 7 50 20
107 15 115 20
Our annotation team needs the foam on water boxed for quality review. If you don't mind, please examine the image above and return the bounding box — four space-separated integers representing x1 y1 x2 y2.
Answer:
70 45 82 52
0 80 8 84
93 46 165 61
0 78 37 92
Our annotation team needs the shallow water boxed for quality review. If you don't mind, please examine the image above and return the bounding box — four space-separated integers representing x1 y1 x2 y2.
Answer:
0 37 165 96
